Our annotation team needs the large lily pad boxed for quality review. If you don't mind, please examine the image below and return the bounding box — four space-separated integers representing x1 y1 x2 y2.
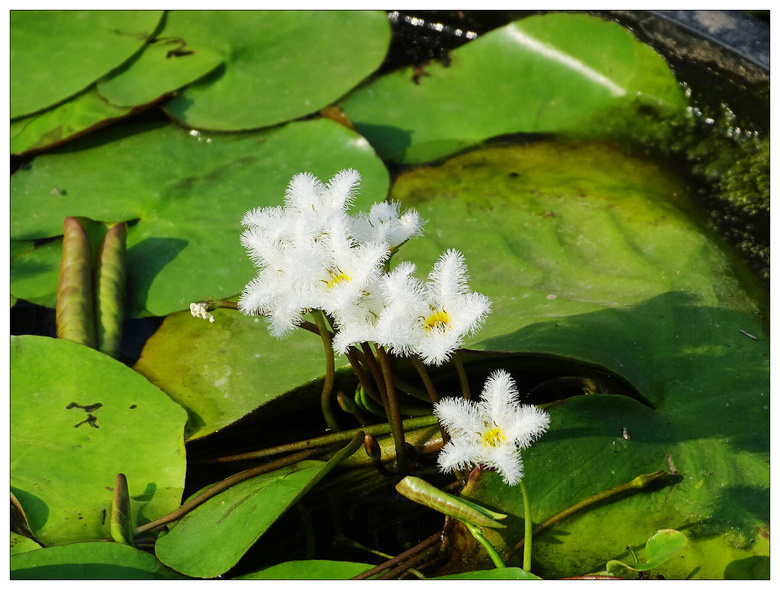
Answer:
10 118 390 317
341 12 687 164
134 307 327 440
10 335 188 546
154 460 328 578
11 542 184 579
238 560 373 580
10 11 163 118
97 38 224 107
389 141 768 578
10 88 133 155
162 11 391 131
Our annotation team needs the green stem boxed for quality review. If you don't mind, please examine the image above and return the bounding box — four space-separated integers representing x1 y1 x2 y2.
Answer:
133 449 319 536
360 342 388 404
375 346 408 476
345 347 382 406
465 522 506 569
409 355 440 403
504 470 670 562
312 310 340 432
200 415 439 463
453 351 471 400
519 479 533 573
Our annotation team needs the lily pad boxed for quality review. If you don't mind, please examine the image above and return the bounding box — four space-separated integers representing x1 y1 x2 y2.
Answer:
11 542 184 579
435 567 541 580
155 460 327 578
10 11 163 118
607 529 688 573
10 88 133 155
238 560 373 580
340 12 687 164
10 118 390 317
162 11 391 131
10 335 188 546
96 37 224 107
389 141 768 578
134 307 327 440
11 532 42 556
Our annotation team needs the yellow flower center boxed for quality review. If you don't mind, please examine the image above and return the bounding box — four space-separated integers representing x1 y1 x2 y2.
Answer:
325 270 351 290
481 426 506 448
423 310 451 332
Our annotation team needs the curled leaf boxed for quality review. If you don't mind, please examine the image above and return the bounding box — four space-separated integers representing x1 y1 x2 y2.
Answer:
56 217 96 347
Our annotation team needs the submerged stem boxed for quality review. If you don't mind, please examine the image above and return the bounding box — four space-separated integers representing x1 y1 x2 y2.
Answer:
465 522 506 569
133 449 319 536
352 531 442 580
200 415 439 464
312 310 340 432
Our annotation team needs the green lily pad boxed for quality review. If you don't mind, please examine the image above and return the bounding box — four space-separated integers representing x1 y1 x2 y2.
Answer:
10 11 163 118
162 11 391 131
389 141 768 578
10 335 188 546
10 118 390 317
607 529 688 573
435 567 541 580
340 12 687 164
238 560 373 580
134 307 327 440
97 37 224 107
11 542 184 579
10 88 132 155
155 460 327 578
10 239 60 308
11 532 42 556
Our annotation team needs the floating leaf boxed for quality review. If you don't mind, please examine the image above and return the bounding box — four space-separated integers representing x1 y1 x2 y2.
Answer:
607 529 688 573
10 118 390 317
389 140 768 578
10 11 163 118
11 542 184 580
161 11 391 131
10 335 188 545
341 12 687 164
134 308 327 440
11 532 42 556
10 87 134 155
238 560 373 580
97 37 224 107
155 460 327 578
435 567 541 580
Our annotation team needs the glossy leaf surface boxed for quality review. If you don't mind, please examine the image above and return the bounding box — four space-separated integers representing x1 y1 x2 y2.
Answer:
341 13 687 164
10 118 390 317
389 141 768 578
10 11 163 118
11 542 184 580
154 460 327 578
238 560 373 580
162 11 391 131
10 336 188 545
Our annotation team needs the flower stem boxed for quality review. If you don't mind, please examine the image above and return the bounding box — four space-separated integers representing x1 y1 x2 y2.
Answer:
200 415 439 463
518 479 533 573
465 522 506 569
312 310 340 432
410 355 450 446
190 299 319 334
375 346 409 476
345 347 383 406
133 449 319 536
504 469 670 563
453 351 471 400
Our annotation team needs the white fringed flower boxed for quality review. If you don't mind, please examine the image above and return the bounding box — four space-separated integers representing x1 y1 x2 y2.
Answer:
434 370 550 485
350 200 424 251
237 169 406 339
375 249 491 366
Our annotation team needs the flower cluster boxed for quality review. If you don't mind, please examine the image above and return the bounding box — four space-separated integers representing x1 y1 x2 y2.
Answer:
237 169 490 366
434 370 550 485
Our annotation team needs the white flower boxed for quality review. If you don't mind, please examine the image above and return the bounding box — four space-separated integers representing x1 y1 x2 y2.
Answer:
375 249 491 366
190 302 215 323
237 169 393 338
434 370 550 485
350 200 424 251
